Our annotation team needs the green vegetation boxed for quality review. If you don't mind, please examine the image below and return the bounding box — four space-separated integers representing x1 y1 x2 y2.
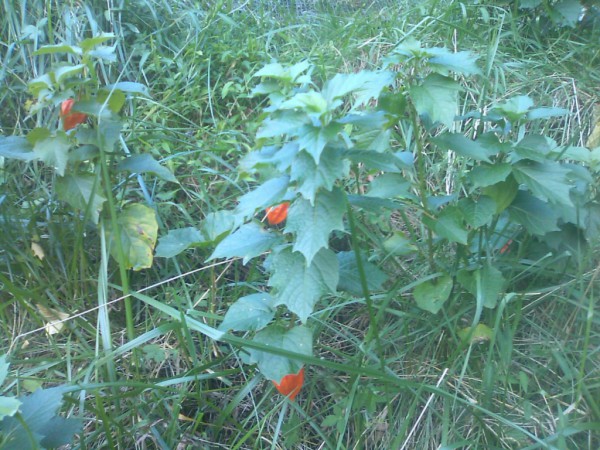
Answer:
1 1 599 448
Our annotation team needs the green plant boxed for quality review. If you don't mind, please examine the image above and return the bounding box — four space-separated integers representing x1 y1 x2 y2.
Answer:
158 38 599 396
0 355 79 450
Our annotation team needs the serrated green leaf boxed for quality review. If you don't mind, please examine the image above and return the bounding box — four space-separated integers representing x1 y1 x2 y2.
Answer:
0 396 21 421
290 149 349 203
296 122 343 163
240 143 299 173
508 190 560 235
432 132 495 162
337 251 388 296
257 110 309 139
513 160 573 206
382 232 418 256
413 274 453 314
269 247 338 322
106 204 158 270
56 174 106 224
409 73 462 128
0 136 36 161
345 150 406 173
79 33 115 52
201 211 236 242
458 196 496 228
219 293 275 331
280 91 328 114
117 154 177 183
106 81 150 97
430 206 468 245
234 176 289 222
511 135 557 162
483 177 519 213
457 265 505 309
322 71 394 109
155 227 205 258
367 173 414 199
32 132 72 176
285 188 346 265
468 163 512 189
246 324 312 382
209 222 282 264
428 47 481 75
54 64 85 83
492 95 533 123
33 44 82 55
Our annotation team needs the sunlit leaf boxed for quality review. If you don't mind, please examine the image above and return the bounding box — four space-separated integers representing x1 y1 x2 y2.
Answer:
457 323 493 344
413 274 453 314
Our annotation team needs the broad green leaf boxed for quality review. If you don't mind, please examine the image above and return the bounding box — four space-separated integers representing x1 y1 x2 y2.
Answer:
483 177 519 213
88 45 117 62
508 191 560 235
409 74 462 129
413 274 453 314
218 293 276 331
382 232 418 256
56 174 106 224
209 222 282 264
511 135 557 162
378 91 407 116
240 143 299 173
106 204 158 270
106 81 150 97
0 355 8 385
457 265 505 309
527 107 569 120
79 33 116 52
552 0 583 27
322 71 394 109
32 132 71 176
427 47 481 75
97 88 127 113
513 160 573 206
429 206 468 245
296 122 343 163
268 247 339 323
285 188 346 265
234 176 289 222
155 227 205 258
117 154 177 183
257 110 309 139
54 64 85 83
367 173 414 199
253 62 287 79
0 396 21 421
200 211 236 242
345 150 406 173
0 136 36 161
246 324 312 382
458 196 496 228
457 323 493 344
468 163 512 189
492 95 533 123
337 251 388 296
33 44 82 55
280 91 327 114
432 132 495 163
290 149 349 203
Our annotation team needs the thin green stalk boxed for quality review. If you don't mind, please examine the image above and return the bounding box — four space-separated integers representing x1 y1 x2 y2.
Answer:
98 141 134 342
408 102 436 272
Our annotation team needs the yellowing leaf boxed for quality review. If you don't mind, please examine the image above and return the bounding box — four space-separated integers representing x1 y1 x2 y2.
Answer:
31 242 45 260
457 323 493 344
36 304 69 335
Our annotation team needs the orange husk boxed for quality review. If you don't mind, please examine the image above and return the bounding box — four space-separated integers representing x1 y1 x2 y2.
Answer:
60 99 87 131
272 367 304 401
265 202 290 225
